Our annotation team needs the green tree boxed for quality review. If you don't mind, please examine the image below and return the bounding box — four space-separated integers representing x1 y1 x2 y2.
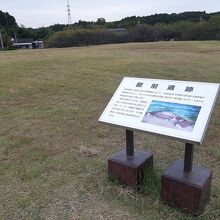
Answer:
0 10 17 29
131 24 155 42
155 23 180 41
181 22 214 40
0 10 17 49
96 18 106 25
209 15 220 39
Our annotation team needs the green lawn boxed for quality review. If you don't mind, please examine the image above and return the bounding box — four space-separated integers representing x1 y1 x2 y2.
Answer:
0 41 220 219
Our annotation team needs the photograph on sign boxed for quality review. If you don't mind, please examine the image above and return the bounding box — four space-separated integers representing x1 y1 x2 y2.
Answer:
99 77 219 144
142 100 201 132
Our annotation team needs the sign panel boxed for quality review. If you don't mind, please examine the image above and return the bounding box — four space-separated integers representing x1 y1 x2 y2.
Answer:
99 77 219 144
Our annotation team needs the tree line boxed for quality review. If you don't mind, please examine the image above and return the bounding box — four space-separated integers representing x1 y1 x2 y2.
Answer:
46 16 220 48
1 10 220 49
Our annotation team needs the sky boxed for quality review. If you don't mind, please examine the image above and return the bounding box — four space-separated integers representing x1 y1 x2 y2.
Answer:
1 0 220 28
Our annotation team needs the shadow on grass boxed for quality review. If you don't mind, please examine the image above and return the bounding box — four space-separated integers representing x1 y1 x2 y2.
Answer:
140 168 161 199
108 167 161 199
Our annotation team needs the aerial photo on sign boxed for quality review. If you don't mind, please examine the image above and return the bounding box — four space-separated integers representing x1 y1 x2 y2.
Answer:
99 77 219 144
142 100 202 132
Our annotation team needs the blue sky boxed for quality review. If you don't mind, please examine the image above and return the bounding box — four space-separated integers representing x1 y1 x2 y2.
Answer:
1 0 220 28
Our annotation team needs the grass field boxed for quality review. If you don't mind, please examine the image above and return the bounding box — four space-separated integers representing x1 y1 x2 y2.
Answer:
0 41 220 220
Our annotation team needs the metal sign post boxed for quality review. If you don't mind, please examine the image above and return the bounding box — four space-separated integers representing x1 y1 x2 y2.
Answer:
126 130 134 158
184 143 194 173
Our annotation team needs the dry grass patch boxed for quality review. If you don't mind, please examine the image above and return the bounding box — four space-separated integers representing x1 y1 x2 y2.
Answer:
0 41 220 219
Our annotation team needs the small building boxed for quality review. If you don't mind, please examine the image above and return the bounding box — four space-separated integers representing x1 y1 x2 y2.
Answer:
32 40 44 49
13 38 44 49
14 38 33 49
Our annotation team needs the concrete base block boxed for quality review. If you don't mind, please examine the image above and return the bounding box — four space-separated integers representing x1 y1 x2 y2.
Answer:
108 150 153 187
161 160 212 214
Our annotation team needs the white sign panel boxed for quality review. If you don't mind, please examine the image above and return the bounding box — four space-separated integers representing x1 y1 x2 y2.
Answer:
99 77 219 144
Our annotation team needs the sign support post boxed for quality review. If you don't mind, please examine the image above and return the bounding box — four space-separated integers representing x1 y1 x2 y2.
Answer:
126 130 134 158
184 143 194 173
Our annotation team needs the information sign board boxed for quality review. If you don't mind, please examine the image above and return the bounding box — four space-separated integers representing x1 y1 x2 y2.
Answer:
99 77 219 144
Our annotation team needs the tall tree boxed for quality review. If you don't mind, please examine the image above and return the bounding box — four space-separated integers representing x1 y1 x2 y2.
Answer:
0 10 17 29
0 10 17 49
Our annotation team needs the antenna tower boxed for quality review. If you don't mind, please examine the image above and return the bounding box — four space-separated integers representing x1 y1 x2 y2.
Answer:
67 0 73 27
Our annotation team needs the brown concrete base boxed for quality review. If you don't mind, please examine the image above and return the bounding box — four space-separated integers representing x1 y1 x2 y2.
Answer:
108 150 153 187
161 160 212 215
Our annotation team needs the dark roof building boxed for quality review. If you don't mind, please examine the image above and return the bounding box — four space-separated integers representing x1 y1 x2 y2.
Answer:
16 38 34 43
13 38 44 49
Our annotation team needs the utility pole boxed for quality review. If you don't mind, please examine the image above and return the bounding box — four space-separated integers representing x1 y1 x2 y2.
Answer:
14 30 18 48
14 31 17 43
67 0 73 29
0 30 4 50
